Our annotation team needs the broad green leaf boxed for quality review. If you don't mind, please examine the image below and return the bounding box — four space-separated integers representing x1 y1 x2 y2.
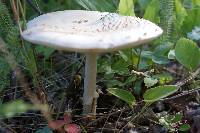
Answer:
152 42 174 64
175 38 200 71
118 49 133 66
119 0 135 16
107 80 123 87
118 50 129 62
152 55 170 65
143 85 178 102
135 50 153 69
182 8 200 34
108 88 136 106
112 59 129 75
144 77 158 88
179 124 190 131
98 58 113 74
154 42 174 55
141 50 154 59
137 58 153 70
143 0 160 23
123 75 136 86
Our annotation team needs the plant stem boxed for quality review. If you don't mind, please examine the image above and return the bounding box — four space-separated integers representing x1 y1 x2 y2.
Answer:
83 53 98 115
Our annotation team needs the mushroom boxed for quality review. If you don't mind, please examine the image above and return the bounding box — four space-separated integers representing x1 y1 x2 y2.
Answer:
21 10 163 115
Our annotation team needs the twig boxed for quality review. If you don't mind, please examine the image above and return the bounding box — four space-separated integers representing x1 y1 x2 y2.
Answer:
0 120 17 133
131 69 155 77
10 0 22 34
131 69 149 77
101 104 117 132
119 102 152 132
114 109 123 133
176 67 200 87
87 107 128 127
162 87 200 101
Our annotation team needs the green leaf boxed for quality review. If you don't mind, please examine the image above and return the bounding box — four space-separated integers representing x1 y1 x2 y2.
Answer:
119 0 135 16
168 49 176 60
193 0 200 7
165 113 183 123
143 85 178 102
108 88 136 106
144 77 158 88
179 124 190 132
0 100 32 118
118 50 129 62
154 42 174 55
175 38 200 71
187 26 200 41
35 126 53 133
182 8 200 34
123 75 136 86
154 73 173 85
152 42 174 64
152 55 170 65
98 58 113 74
112 59 129 75
171 113 183 123
174 0 187 31
75 0 117 12
143 0 160 23
107 80 123 87
138 0 152 10
76 0 97 10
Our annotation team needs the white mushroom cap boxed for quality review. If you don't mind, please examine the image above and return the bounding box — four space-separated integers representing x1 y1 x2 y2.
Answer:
22 10 163 53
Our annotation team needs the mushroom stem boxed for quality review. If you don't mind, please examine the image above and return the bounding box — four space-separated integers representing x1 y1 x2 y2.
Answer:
83 53 99 115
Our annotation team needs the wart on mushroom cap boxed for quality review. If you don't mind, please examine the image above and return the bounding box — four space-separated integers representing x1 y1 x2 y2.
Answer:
22 10 163 53
22 10 163 115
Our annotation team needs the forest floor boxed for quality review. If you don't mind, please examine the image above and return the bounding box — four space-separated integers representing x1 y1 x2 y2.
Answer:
1 51 200 133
